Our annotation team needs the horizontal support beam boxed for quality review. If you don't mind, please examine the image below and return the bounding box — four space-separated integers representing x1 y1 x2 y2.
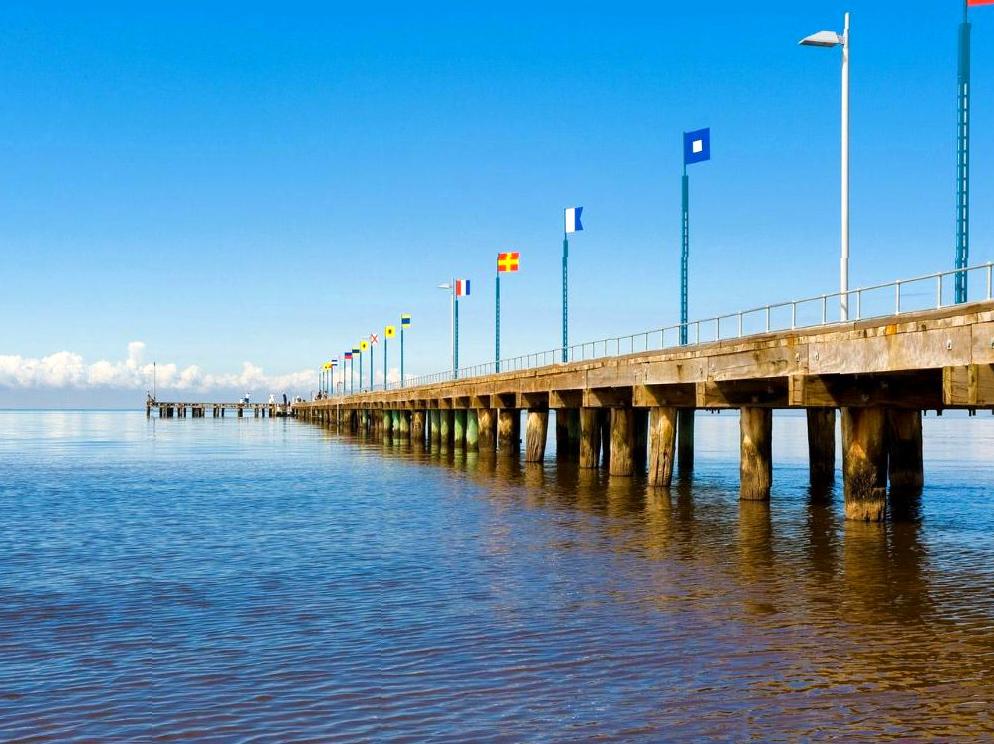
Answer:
792 371 943 408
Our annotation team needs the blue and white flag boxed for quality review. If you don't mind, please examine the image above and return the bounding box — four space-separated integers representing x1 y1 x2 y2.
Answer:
683 128 711 166
565 206 583 234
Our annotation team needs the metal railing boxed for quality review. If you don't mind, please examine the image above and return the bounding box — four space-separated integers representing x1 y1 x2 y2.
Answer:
342 262 991 395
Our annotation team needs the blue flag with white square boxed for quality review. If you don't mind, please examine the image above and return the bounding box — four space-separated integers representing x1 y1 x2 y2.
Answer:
683 128 711 166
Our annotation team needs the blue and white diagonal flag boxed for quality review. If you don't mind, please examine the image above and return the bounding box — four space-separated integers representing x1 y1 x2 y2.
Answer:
683 128 711 166
565 206 583 234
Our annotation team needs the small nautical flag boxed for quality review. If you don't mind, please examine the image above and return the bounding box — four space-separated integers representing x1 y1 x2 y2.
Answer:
455 279 471 297
345 351 354 360
683 128 711 166
331 359 338 367
565 207 583 234
385 325 396 339
323 362 332 370
497 252 520 273
369 333 379 345
969 0 994 6
401 314 412 327
360 340 369 352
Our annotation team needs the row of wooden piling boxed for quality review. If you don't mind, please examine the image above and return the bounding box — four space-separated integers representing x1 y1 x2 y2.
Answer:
299 403 925 522
148 404 285 419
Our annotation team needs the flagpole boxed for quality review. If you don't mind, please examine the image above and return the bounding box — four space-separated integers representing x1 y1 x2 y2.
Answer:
370 340 374 391
360 353 364 393
400 326 405 387
496 272 501 373
681 161 689 345
383 336 388 391
454 291 460 380
450 278 456 379
956 0 971 303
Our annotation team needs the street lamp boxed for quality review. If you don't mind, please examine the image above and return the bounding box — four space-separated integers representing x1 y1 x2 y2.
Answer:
438 281 455 377
801 12 850 321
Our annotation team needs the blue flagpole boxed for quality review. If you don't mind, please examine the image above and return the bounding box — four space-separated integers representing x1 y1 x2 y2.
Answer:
400 327 405 387
454 295 460 380
496 273 501 373
383 337 387 391
956 0 971 303
681 162 689 345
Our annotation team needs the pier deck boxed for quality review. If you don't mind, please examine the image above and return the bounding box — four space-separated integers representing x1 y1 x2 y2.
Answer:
295 300 994 521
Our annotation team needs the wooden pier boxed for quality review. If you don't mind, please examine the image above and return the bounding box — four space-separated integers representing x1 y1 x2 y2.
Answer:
147 401 292 419
294 301 994 522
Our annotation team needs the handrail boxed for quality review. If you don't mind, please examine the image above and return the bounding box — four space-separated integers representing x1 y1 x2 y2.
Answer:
335 262 991 396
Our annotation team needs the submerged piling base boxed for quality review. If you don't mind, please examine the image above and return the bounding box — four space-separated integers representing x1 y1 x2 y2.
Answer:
842 408 888 522
739 407 772 501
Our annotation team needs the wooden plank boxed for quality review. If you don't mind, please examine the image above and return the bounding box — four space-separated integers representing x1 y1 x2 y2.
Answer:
943 364 994 406
809 326 972 375
518 391 549 409
794 372 943 408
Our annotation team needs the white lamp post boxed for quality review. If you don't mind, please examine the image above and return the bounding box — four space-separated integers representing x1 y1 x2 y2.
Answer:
801 12 851 321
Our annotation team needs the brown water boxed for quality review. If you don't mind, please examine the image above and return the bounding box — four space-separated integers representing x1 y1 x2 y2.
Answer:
1 410 993 740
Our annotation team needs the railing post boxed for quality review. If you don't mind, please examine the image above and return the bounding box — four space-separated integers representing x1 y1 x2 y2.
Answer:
765 306 771 332
895 281 901 314
856 289 862 320
822 295 828 325
791 302 796 329
738 312 743 337
987 262 992 300
937 275 942 308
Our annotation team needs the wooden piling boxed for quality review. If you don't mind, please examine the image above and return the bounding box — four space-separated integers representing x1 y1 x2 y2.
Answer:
429 410 441 443
677 409 694 474
567 409 581 459
453 410 467 447
498 409 520 456
807 409 836 485
887 409 924 493
525 410 549 463
633 409 648 473
739 407 773 501
842 408 888 522
609 408 635 477
478 408 496 451
466 410 479 450
555 412 570 461
600 408 611 469
647 407 677 487
579 407 601 469
440 409 453 445
412 410 426 441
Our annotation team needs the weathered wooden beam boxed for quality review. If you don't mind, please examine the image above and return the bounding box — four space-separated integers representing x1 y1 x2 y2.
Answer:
609 408 635 477
807 409 836 486
477 408 496 451
549 390 583 409
943 364 994 407
632 384 696 408
677 409 694 474
842 408 888 522
579 408 601 469
525 410 549 463
740 407 772 501
583 387 633 408
497 408 520 456
517 391 549 410
793 372 943 408
466 409 479 450
696 378 788 408
887 409 924 494
648 407 677 487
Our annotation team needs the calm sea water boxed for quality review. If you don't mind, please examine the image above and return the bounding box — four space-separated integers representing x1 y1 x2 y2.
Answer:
2 410 994 741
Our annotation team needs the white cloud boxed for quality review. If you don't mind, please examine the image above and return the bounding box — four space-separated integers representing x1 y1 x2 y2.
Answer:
0 342 315 395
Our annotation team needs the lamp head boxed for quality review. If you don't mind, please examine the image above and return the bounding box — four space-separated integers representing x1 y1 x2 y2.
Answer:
800 30 843 48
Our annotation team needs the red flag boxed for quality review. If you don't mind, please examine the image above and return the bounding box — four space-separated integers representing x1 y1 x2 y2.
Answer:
969 0 994 6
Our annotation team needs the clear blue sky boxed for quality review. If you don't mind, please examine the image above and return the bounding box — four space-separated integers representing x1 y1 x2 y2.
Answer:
1 1 992 403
